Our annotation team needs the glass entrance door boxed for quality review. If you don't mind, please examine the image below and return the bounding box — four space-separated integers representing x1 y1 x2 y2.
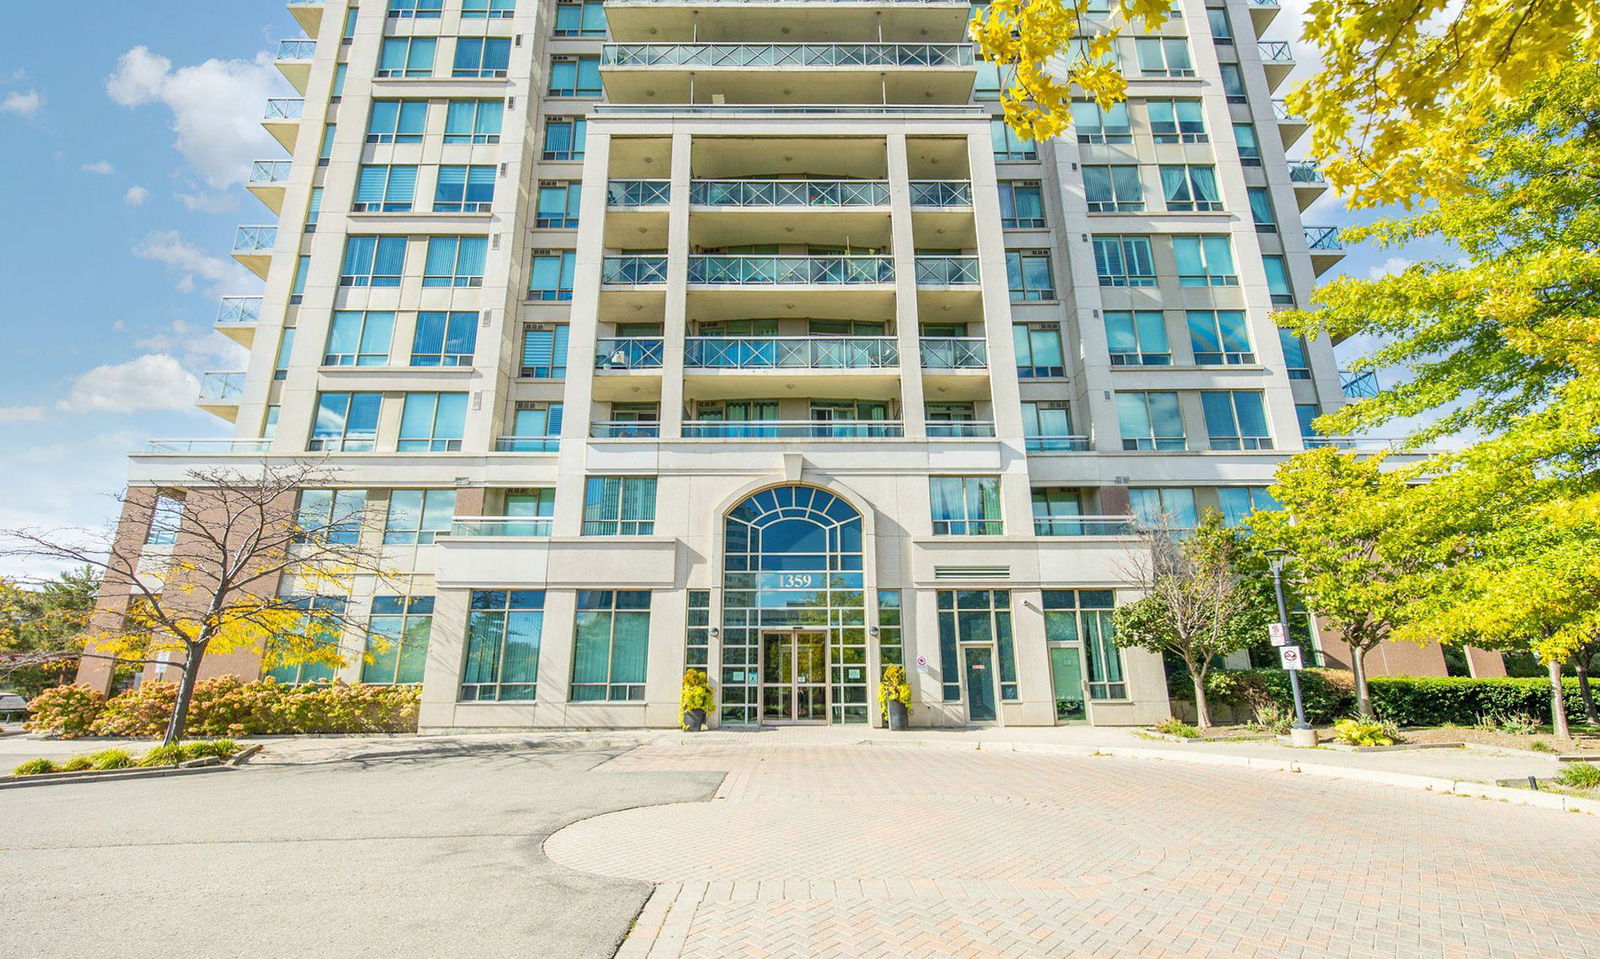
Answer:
761 630 829 723
963 646 997 722
1049 646 1087 722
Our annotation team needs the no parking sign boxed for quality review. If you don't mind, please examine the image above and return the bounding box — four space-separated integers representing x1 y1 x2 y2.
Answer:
1279 645 1304 670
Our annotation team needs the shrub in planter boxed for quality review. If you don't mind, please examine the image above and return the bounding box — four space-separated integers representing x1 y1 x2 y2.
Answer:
264 680 421 733
88 749 134 770
181 739 238 760
60 756 95 772
878 664 911 730
12 758 58 776
1332 718 1400 747
1205 668 1356 725
1153 718 1200 738
94 681 178 737
23 684 107 738
137 744 186 767
680 669 712 731
1557 763 1600 790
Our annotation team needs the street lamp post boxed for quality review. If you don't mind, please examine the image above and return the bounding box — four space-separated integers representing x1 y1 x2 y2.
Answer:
1268 550 1310 731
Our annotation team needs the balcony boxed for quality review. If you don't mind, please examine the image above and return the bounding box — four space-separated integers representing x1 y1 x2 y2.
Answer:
287 2 326 38
683 419 903 439
448 516 554 537
909 180 972 207
690 178 889 208
1034 515 1134 536
592 421 663 438
1340 369 1379 399
494 436 561 452
925 420 995 438
1286 161 1328 210
232 226 277 278
1270 99 1306 148
247 160 293 213
276 39 318 93
146 438 273 454
607 179 672 207
686 336 898 369
595 337 666 370
1304 225 1346 273
601 255 669 286
599 42 976 103
263 98 305 150
914 255 979 286
1247 0 1280 30
594 103 989 117
602 2 977 51
216 295 263 347
197 372 245 421
1025 435 1092 453
1257 41 1294 90
919 337 986 369
688 254 894 285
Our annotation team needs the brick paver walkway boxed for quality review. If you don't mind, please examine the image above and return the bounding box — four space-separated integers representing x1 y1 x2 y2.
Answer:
545 743 1600 959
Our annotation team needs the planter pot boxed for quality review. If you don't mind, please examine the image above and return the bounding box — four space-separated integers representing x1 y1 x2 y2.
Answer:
886 700 909 731
683 708 707 732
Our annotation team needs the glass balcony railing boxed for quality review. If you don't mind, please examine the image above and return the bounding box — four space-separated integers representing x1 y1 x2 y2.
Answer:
1287 161 1327 184
249 160 292 184
448 516 554 537
684 420 904 438
1340 369 1379 398
602 42 975 68
1258 40 1293 63
494 436 560 452
278 39 318 60
607 179 672 206
1025 435 1092 452
595 103 989 116
595 337 666 369
198 372 246 403
1271 99 1298 121
690 178 889 207
592 421 662 438
688 255 894 285
146 438 273 454
914 255 979 285
919 337 986 368
607 0 966 5
1304 226 1344 250
233 226 277 252
1034 515 1135 536
601 255 669 284
926 420 995 438
908 180 972 206
264 98 305 120
217 296 263 325
686 336 898 369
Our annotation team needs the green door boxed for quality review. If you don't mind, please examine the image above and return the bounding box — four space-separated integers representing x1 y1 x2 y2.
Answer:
963 647 997 722
1049 647 1087 722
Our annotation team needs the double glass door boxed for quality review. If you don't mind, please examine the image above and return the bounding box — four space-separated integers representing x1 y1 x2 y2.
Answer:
761 630 828 723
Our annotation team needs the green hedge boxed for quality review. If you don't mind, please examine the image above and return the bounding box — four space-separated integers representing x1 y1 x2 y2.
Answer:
1204 668 1357 725
1366 676 1586 727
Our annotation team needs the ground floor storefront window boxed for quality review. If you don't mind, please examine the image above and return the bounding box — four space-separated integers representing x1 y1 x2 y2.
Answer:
1043 590 1125 718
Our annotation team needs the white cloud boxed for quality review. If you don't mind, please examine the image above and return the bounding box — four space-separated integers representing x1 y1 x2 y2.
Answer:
1 89 42 117
1368 256 1415 280
123 185 150 207
131 229 229 293
105 46 284 190
81 160 115 175
57 354 201 415
177 190 238 214
0 405 45 422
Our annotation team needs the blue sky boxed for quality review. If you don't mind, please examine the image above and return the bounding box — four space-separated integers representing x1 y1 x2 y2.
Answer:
0 2 1426 548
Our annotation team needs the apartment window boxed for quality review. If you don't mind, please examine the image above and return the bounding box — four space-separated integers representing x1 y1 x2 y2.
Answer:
389 0 442 17
422 236 487 287
310 392 382 451
367 100 427 144
145 492 185 545
1031 487 1082 531
343 7 359 39
454 37 511 78
363 595 433 685
1207 8 1233 41
1021 401 1075 449
929 476 1002 535
340 236 407 287
521 324 570 378
528 251 577 300
263 406 280 438
444 100 503 143
543 117 587 160
1105 310 1171 365
397 392 468 451
1136 37 1194 77
294 489 367 545
509 403 563 449
548 56 601 96
1071 101 1132 143
582 476 658 535
998 181 1044 228
1160 165 1221 212
505 487 557 517
934 590 1017 702
878 589 903 666
1248 187 1277 233
1092 235 1156 287
1280 329 1311 379
1082 164 1143 213
1173 236 1238 286
325 311 394 366
991 118 1037 160
290 255 310 302
1263 255 1295 305
973 61 1014 99
332 63 348 99
354 164 417 212
554 0 607 35
1220 63 1246 102
263 596 342 685
306 187 323 227
1005 250 1055 300
378 37 436 77
1129 487 1199 529
462 0 517 18
461 590 544 701
1296 403 1321 438
412 312 478 367
1147 99 1207 143
1116 391 1185 450
434 165 496 212
1013 323 1065 377
571 590 651 701
1187 310 1254 364
318 123 337 164
1218 487 1281 527
1042 590 1124 699
384 489 456 544
1202 391 1273 450
1234 122 1262 165
274 329 296 381
536 182 582 228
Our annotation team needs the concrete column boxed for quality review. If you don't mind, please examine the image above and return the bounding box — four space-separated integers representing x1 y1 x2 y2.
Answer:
885 133 928 438
660 131 694 437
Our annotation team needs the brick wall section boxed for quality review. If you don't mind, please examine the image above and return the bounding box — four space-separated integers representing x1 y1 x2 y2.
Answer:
1315 617 1506 678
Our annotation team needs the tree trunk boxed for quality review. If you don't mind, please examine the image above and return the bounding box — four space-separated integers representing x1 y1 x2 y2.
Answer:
162 641 206 747
1548 658 1571 740
1190 662 1211 731
1351 645 1372 719
1574 659 1599 727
